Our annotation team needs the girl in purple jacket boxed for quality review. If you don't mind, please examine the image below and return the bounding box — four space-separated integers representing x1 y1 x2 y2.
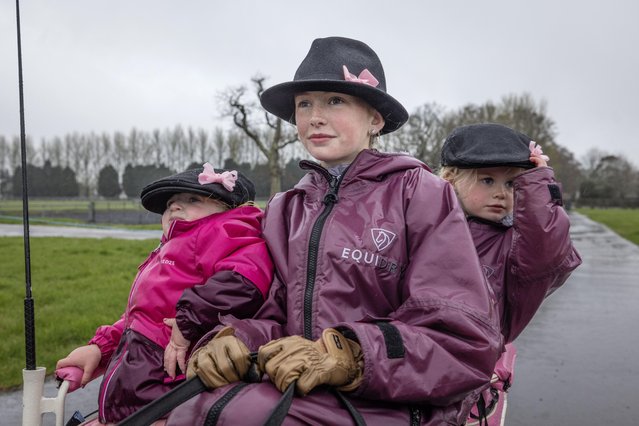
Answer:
164 37 502 426
55 164 273 424
439 123 582 425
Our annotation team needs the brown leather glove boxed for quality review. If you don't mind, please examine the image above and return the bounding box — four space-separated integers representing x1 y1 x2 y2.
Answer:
187 327 251 389
257 328 363 396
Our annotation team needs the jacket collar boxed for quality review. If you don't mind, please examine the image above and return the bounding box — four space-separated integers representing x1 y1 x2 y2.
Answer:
467 215 511 229
298 149 430 188
161 211 222 242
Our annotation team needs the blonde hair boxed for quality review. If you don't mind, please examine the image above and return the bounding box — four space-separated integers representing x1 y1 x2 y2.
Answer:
439 165 525 201
212 199 257 211
439 166 478 197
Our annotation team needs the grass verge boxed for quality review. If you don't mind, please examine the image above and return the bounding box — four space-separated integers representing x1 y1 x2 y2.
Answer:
576 208 639 245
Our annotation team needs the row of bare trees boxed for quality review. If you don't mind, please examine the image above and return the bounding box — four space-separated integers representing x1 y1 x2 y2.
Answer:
0 124 306 197
1 75 637 206
224 78 638 205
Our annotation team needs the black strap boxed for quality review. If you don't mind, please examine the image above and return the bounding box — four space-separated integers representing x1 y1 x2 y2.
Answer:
333 389 367 426
262 384 367 426
469 392 489 426
117 376 207 426
204 383 250 426
263 382 296 426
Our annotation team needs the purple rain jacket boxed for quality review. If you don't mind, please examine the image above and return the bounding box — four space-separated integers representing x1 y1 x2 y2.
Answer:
88 206 273 423
166 149 502 426
462 166 582 424
470 167 582 343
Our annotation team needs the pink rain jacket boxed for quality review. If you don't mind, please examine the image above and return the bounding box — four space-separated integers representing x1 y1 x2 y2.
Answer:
166 150 502 426
88 205 273 423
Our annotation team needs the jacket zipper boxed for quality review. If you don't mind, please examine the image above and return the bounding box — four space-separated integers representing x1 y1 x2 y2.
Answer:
98 241 161 422
303 170 341 339
125 242 162 323
204 382 249 426
98 330 131 422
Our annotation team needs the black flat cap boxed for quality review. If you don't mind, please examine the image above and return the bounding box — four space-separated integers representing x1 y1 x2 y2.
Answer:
441 123 536 169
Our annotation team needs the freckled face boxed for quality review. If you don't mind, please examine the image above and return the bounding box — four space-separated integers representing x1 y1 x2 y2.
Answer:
456 167 523 222
294 91 384 167
161 193 226 235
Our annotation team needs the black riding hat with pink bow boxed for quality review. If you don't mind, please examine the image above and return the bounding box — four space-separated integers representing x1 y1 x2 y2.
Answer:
140 163 255 214
260 36 408 135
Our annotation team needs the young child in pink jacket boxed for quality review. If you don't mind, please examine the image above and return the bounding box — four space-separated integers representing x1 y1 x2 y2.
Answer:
439 123 582 425
55 163 273 424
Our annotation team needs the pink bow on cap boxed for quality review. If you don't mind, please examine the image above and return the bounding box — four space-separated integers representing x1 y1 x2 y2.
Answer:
198 162 237 192
529 141 550 162
343 65 379 87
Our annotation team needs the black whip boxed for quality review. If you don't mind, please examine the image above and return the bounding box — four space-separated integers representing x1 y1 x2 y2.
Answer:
15 0 36 371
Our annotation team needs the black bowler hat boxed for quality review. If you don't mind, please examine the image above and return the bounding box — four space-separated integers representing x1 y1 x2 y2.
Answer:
441 123 536 169
140 164 255 214
260 36 408 135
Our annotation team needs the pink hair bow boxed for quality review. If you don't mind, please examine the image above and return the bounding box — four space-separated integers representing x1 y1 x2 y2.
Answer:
198 162 237 192
529 141 550 162
528 141 550 161
343 65 379 87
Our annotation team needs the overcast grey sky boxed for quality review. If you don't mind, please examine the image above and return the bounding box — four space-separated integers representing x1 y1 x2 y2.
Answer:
1 0 638 166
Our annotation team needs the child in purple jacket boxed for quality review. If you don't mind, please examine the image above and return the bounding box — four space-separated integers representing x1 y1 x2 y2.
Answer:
439 123 582 425
164 37 501 426
55 163 273 424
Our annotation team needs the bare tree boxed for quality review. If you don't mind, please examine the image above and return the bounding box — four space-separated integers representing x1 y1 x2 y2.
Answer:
166 125 186 171
496 93 556 145
391 103 447 168
45 136 64 167
0 136 8 196
220 76 298 195
11 135 36 171
112 131 127 176
0 136 8 172
185 127 198 166
212 127 227 167
195 128 210 164
96 132 112 170
581 148 608 172
79 133 97 196
150 129 163 166
128 128 145 166
591 155 638 201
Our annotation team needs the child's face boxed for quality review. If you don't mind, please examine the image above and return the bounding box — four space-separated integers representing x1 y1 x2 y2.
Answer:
455 167 523 222
294 91 384 167
161 193 227 235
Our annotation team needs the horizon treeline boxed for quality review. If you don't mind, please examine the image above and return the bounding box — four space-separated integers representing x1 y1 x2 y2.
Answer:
1 92 637 206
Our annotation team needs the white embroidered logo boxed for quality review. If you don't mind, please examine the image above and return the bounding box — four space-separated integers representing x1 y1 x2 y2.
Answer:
371 228 396 252
482 265 495 279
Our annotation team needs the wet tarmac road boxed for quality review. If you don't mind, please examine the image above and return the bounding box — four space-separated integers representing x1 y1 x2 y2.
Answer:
1 212 637 425
0 223 162 240
506 212 639 425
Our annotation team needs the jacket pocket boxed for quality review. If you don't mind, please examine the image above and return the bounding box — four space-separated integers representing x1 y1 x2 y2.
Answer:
99 328 183 423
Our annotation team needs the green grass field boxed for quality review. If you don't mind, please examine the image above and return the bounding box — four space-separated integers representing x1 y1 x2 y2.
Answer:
576 208 639 245
0 237 158 390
